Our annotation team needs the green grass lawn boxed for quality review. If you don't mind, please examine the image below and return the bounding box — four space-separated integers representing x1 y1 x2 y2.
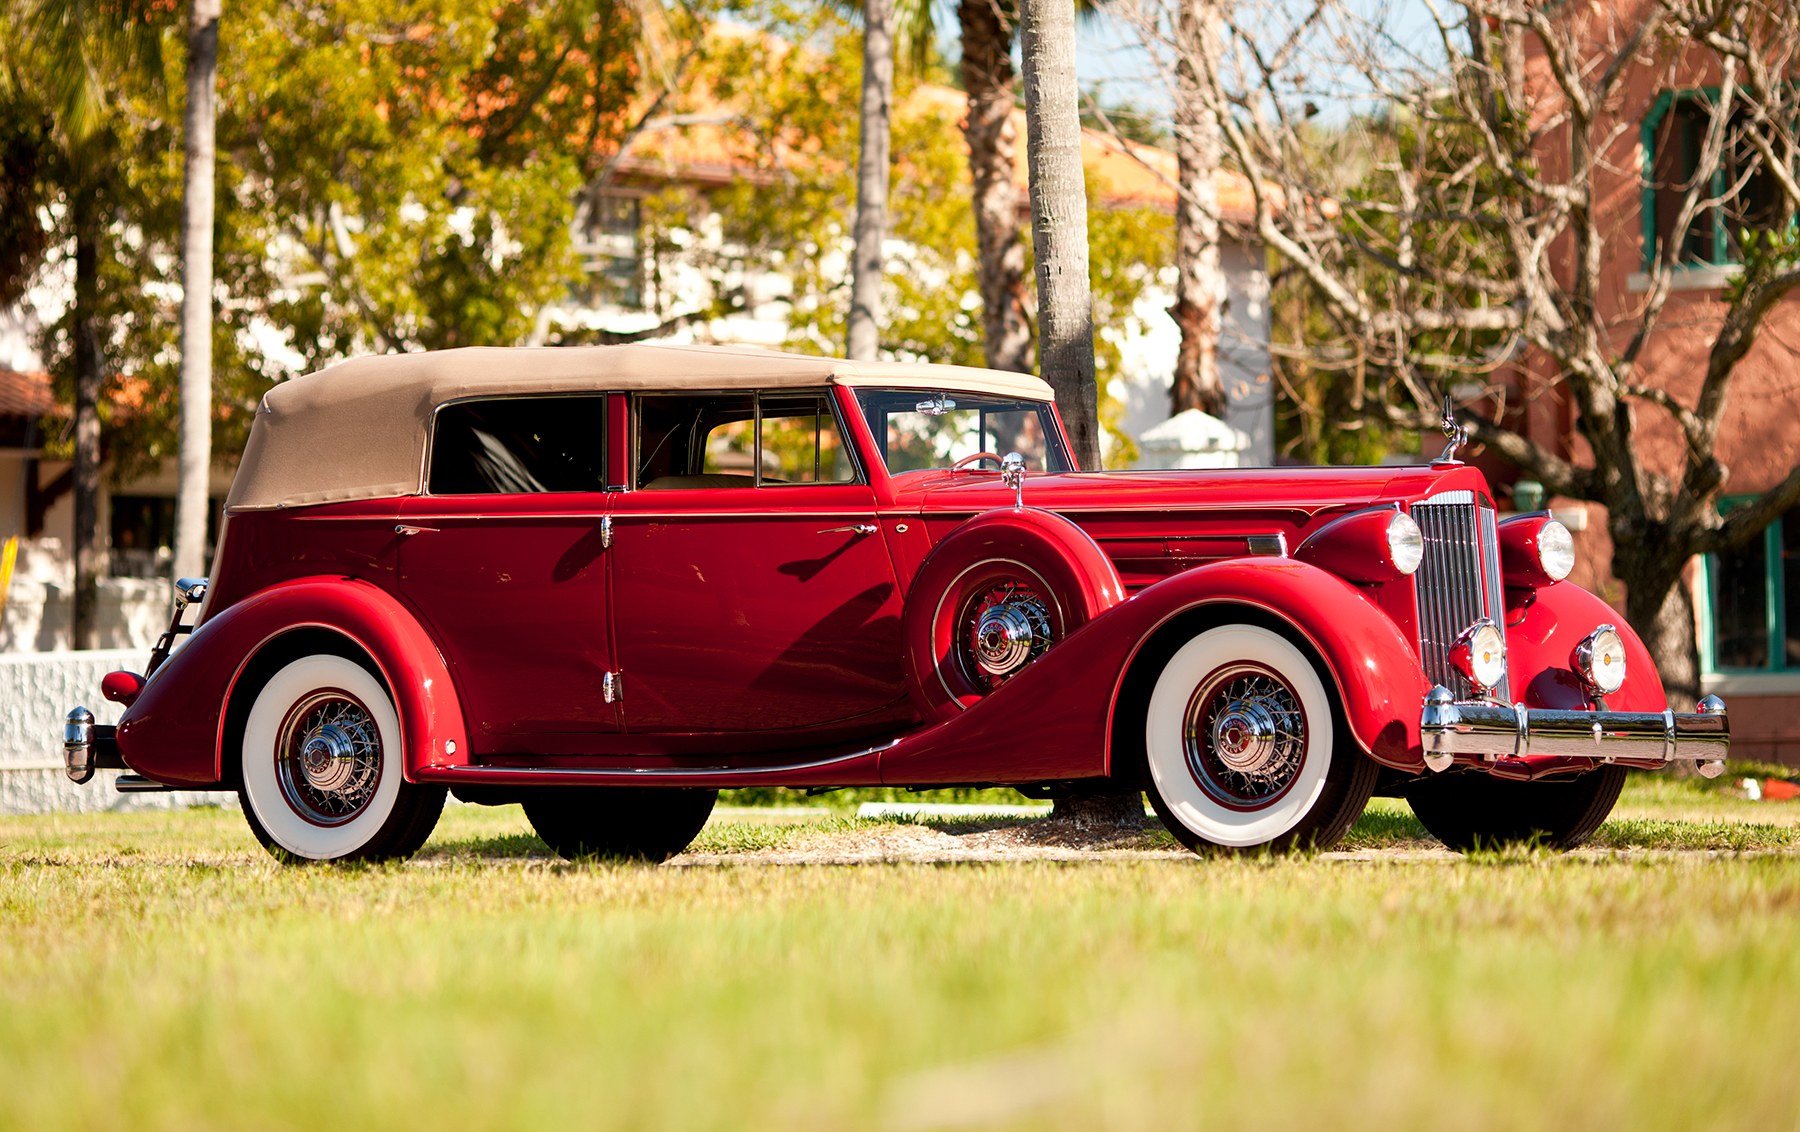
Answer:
2 774 1799 1131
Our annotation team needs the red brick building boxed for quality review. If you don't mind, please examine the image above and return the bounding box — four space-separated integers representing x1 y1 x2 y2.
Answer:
1510 2 1800 764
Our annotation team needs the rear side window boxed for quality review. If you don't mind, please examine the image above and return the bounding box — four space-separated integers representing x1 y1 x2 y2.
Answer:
429 396 608 495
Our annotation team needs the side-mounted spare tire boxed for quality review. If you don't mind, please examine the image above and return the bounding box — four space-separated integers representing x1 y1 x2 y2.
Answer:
901 507 1126 723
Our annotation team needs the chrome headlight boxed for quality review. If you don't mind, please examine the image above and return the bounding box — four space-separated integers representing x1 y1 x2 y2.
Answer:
1449 619 1507 696
1387 512 1424 576
1536 520 1574 581
1573 624 1626 695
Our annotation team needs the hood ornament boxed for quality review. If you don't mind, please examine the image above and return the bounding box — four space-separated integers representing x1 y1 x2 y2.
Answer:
1436 394 1468 465
1000 451 1026 508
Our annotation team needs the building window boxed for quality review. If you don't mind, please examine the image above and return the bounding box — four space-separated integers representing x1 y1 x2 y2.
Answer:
109 495 222 579
573 193 643 309
1643 90 1789 270
1705 500 1800 672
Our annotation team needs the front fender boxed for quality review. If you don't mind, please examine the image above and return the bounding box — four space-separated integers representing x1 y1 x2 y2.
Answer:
1111 559 1431 770
116 577 469 787
1503 582 1665 712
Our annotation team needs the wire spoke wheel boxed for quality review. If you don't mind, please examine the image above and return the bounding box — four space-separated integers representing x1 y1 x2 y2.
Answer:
239 653 445 863
1145 623 1376 852
275 691 384 826
1183 664 1308 809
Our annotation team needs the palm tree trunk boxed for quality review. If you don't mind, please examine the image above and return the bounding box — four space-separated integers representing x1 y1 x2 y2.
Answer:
175 0 220 584
71 180 103 650
846 0 894 361
1170 0 1225 418
1021 0 1137 826
1020 0 1098 469
959 0 1031 373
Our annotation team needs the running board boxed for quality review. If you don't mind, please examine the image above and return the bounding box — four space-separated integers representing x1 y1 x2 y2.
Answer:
413 742 895 790
115 774 179 793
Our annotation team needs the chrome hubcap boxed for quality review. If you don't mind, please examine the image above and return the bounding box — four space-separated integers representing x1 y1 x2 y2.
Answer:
1184 666 1307 806
966 584 1052 683
299 724 361 793
276 692 381 827
974 602 1047 678
1211 702 1280 772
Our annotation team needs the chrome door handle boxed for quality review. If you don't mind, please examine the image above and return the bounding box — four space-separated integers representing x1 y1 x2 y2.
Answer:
818 523 877 536
394 524 438 536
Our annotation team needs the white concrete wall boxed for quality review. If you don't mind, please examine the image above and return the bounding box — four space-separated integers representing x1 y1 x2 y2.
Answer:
0 649 235 814
1113 239 1273 466
0 540 168 652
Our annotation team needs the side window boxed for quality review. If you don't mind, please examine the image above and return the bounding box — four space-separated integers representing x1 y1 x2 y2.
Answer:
636 391 857 489
429 395 607 495
760 393 856 484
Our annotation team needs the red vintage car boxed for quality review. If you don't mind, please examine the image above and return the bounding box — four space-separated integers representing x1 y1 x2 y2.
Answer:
62 345 1729 862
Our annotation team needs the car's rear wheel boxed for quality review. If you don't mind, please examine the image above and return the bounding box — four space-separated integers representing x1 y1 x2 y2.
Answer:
1403 764 1626 851
1144 624 1377 853
238 653 445 863
522 788 717 862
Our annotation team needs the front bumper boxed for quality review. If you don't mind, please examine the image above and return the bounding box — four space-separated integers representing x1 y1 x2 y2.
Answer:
1419 685 1730 777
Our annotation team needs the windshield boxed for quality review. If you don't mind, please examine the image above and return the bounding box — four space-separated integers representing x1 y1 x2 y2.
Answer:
853 389 1072 475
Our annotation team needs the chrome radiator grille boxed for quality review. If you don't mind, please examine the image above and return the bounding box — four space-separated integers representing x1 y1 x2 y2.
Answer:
1410 490 1510 701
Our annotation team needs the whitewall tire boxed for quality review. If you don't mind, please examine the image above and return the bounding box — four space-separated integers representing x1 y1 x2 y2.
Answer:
1144 624 1375 852
239 654 444 862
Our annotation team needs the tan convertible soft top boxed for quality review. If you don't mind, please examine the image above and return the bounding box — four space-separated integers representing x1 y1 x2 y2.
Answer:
225 344 1055 512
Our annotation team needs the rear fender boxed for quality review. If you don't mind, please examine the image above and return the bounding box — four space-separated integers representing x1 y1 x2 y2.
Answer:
116 577 469 787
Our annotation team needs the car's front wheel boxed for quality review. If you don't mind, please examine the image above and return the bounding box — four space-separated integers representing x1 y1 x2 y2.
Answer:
1403 764 1625 851
1143 623 1377 853
522 788 717 862
239 653 446 863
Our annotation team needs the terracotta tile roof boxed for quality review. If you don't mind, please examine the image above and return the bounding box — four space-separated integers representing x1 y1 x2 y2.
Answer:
617 76 1263 222
0 368 52 419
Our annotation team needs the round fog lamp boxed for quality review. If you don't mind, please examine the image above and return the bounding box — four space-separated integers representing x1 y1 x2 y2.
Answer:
1537 519 1575 581
1449 620 1507 695
1573 624 1626 695
1388 512 1424 575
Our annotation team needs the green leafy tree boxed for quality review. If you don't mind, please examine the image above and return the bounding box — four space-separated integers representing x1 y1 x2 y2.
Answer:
1 0 169 646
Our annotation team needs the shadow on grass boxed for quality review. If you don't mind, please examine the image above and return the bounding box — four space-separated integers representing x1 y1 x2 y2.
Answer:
417 833 551 861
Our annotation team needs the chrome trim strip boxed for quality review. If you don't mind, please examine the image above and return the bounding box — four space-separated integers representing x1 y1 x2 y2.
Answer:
425 741 899 780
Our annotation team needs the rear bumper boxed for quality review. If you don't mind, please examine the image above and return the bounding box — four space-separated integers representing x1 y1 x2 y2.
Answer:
1419 686 1730 776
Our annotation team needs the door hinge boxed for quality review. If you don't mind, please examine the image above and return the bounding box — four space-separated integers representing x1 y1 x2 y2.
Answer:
602 671 621 704
601 514 613 549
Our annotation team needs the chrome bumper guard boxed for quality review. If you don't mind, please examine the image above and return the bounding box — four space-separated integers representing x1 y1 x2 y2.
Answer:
1420 685 1730 778
64 707 97 784
62 706 125 785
